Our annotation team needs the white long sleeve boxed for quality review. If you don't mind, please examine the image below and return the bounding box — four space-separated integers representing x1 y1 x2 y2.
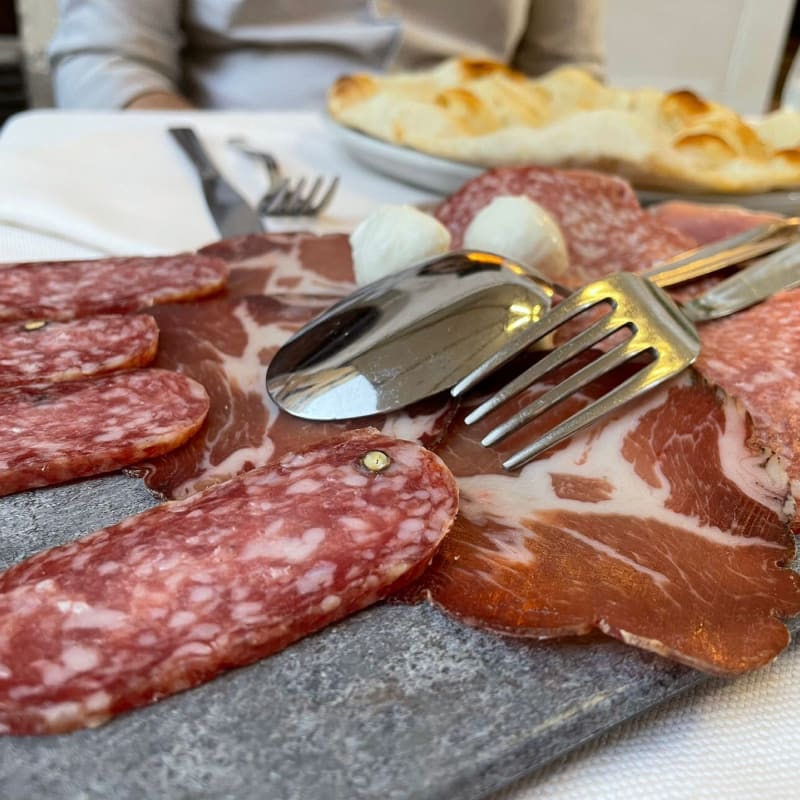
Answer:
49 0 184 109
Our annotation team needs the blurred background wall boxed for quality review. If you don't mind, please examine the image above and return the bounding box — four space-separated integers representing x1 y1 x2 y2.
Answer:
5 0 800 115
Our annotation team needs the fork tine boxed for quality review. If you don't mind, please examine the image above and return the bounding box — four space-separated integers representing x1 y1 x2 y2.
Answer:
501 356 687 470
451 287 610 398
464 311 631 425
296 176 324 214
480 335 651 447
259 180 290 214
311 176 339 214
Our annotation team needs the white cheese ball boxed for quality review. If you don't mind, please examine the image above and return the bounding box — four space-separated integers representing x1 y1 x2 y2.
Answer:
349 204 452 286
463 195 569 279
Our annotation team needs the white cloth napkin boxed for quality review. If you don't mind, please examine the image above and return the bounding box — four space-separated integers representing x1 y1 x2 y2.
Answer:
0 111 439 258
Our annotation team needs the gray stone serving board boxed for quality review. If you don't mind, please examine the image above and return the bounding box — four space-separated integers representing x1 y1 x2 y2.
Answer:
0 473 796 800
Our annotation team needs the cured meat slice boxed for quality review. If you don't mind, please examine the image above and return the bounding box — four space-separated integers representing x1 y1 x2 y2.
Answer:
695 289 800 524
199 232 356 300
137 295 455 499
0 254 228 322
648 200 778 245
0 369 209 497
409 362 800 675
0 429 458 736
434 167 695 285
0 314 159 389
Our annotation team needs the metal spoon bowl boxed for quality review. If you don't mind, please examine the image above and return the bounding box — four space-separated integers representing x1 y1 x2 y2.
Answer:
265 250 558 420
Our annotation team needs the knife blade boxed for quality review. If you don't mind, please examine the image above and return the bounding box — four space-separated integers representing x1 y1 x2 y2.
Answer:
169 127 264 238
682 238 800 322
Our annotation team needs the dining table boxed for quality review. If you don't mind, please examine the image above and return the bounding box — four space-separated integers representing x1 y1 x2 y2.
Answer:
0 108 798 800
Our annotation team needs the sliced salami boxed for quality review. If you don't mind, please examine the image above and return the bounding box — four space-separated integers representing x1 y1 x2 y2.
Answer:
0 253 228 322
0 429 458 736
0 369 209 497
407 361 800 676
434 167 695 286
137 294 455 499
0 314 159 389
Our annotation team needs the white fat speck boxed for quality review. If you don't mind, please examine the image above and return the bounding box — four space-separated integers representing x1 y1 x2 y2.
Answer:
243 526 326 563
383 562 410 582
171 642 213 659
59 602 128 629
41 701 83 727
296 562 337 594
138 632 158 646
190 623 221 639
96 561 121 576
397 517 426 542
84 691 111 713
233 601 263 620
286 477 323 495
61 645 100 672
320 595 342 613
0 663 11 680
40 662 73 687
340 472 369 488
35 579 55 593
189 586 216 604
340 515 370 531
169 611 197 628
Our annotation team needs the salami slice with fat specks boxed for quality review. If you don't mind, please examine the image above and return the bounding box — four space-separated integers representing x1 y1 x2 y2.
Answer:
0 429 458 736
406 359 800 676
0 254 228 322
0 369 209 497
0 314 159 389
434 166 695 286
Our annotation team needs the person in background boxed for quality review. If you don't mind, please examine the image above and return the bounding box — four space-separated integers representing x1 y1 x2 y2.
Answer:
48 0 605 111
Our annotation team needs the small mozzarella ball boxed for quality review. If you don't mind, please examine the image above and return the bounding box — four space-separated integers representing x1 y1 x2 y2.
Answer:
463 195 569 279
349 204 452 286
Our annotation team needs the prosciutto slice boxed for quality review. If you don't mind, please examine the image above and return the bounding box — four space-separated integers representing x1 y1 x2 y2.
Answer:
648 200 779 245
409 362 800 675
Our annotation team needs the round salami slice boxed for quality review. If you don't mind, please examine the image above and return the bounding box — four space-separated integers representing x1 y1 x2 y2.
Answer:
0 253 228 322
434 166 695 286
0 428 458 735
0 369 209 497
0 314 159 389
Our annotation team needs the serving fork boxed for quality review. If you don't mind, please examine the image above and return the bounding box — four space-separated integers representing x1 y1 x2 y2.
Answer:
453 240 800 470
228 138 339 217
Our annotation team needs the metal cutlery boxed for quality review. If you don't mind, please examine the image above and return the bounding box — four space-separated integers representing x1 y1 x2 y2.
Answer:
454 241 800 470
229 138 339 217
169 127 265 238
266 227 799 422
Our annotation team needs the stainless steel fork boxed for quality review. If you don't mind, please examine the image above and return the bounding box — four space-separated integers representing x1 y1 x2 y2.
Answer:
452 240 800 470
229 139 339 217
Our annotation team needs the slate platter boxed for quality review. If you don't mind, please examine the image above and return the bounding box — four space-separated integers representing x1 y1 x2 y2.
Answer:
0 473 796 800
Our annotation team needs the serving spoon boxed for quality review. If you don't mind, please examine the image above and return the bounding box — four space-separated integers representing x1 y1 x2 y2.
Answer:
266 223 800 420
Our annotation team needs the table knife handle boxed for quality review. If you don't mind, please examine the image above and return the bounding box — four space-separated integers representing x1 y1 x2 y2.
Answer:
169 127 220 182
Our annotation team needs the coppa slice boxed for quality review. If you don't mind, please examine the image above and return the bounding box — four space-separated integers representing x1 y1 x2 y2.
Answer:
0 429 459 736
410 363 800 675
434 166 695 286
0 314 159 388
199 232 356 300
0 253 228 322
0 369 209 497
138 294 455 499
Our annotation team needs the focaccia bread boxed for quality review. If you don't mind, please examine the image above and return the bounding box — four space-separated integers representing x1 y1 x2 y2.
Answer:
328 57 800 194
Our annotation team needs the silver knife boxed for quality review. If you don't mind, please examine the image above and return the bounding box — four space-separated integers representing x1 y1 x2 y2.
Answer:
682 238 800 322
169 127 264 238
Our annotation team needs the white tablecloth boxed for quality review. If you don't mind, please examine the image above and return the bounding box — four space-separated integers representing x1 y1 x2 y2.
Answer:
0 109 798 799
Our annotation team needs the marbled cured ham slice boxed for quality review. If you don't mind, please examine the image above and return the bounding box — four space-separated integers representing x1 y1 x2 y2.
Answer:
648 200 778 245
434 167 695 285
0 369 209 497
0 429 458 736
138 295 455 499
0 254 228 322
0 314 159 388
409 363 800 675
695 289 800 526
199 232 356 300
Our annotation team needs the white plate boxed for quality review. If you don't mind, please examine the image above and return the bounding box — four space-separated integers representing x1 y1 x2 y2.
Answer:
637 187 800 214
327 119 482 195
